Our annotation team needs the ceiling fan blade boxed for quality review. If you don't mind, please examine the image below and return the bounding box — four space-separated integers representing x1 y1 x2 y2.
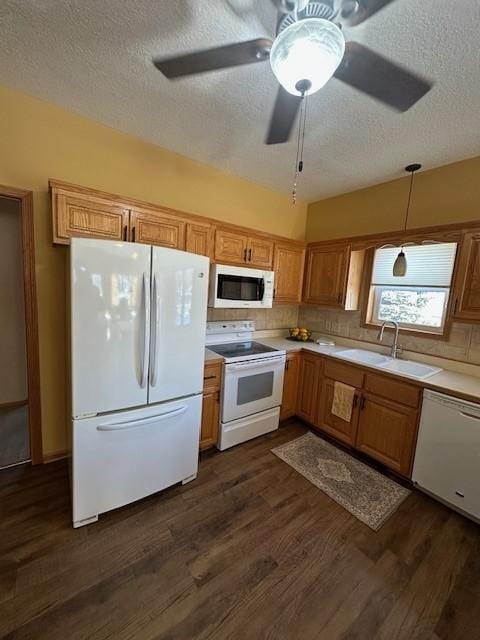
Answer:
338 0 396 27
334 42 433 111
265 86 302 145
153 38 273 79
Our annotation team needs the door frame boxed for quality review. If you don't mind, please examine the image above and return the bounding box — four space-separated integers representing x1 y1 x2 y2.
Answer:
0 185 43 464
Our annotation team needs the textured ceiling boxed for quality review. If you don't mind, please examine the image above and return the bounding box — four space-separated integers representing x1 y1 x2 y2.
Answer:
1 0 479 201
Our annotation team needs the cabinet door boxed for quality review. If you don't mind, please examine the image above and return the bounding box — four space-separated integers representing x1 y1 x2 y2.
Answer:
273 243 306 304
247 236 274 269
200 390 220 451
53 192 129 244
318 378 360 446
453 233 480 322
303 246 349 306
130 208 185 249
297 353 322 425
280 352 301 420
356 392 418 477
214 228 248 265
186 222 214 258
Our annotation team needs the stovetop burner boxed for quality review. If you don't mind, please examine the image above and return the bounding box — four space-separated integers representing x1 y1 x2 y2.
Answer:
208 341 279 359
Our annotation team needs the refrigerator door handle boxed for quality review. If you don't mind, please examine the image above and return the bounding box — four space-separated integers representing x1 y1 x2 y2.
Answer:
140 272 150 389
96 405 187 431
149 273 158 387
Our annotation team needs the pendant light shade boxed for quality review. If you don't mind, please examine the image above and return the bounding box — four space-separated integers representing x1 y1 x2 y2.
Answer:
393 164 421 277
393 250 407 276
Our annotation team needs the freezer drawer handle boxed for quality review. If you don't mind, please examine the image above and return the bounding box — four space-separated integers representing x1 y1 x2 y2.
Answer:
460 411 480 422
96 406 187 431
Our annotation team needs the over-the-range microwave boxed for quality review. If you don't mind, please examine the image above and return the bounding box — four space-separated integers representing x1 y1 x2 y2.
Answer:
208 264 274 308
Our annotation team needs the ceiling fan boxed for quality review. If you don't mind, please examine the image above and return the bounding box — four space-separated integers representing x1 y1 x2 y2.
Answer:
153 0 433 145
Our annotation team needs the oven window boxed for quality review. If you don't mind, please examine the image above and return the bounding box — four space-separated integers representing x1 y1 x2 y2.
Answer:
217 274 264 301
237 371 274 405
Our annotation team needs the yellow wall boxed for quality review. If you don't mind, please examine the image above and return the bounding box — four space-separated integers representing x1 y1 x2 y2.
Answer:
0 85 307 456
306 156 480 242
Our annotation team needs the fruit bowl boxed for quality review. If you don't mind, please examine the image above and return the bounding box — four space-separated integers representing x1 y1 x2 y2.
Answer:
288 327 313 342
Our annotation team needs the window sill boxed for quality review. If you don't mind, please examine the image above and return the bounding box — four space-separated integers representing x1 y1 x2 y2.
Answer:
362 321 451 341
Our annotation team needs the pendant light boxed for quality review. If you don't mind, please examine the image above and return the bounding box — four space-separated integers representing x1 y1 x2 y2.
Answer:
393 163 422 276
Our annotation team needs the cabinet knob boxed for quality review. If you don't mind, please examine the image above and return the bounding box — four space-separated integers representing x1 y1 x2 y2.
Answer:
248 248 252 262
123 225 127 241
243 248 247 262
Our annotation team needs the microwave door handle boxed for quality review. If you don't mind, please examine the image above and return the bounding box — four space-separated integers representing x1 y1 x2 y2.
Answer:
259 279 265 301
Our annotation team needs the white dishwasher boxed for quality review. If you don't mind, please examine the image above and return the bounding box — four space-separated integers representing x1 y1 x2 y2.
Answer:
413 390 480 522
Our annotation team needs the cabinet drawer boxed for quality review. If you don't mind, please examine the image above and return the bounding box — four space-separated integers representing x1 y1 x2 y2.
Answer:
364 373 420 408
203 363 222 391
323 360 364 388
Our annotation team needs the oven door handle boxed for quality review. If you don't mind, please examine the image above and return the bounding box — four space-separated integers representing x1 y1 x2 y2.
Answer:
227 357 285 372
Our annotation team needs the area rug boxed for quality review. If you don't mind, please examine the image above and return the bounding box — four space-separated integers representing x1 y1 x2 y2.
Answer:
271 432 410 530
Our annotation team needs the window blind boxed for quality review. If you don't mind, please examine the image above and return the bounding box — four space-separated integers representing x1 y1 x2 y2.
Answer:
371 243 458 287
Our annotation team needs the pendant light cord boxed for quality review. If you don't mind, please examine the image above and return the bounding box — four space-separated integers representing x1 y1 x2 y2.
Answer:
404 169 415 233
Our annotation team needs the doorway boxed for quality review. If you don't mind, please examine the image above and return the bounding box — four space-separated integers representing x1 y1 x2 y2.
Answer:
0 187 42 466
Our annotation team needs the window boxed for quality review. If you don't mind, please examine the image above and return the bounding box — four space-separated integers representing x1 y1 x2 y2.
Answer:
367 243 458 334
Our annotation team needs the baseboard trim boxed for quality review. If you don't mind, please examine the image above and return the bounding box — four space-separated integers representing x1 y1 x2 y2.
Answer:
43 450 69 464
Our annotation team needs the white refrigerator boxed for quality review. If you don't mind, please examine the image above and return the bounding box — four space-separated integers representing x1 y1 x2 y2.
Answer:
70 238 209 527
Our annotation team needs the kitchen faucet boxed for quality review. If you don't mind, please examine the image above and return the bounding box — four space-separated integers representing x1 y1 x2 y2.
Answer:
377 321 402 358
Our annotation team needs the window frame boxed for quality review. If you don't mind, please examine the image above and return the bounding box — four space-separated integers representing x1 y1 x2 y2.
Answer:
369 284 451 335
361 245 460 341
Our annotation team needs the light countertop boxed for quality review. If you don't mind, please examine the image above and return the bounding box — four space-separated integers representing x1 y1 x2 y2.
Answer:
260 337 480 404
205 338 480 404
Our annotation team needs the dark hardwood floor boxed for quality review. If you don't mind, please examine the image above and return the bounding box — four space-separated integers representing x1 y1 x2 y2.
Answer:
1 421 479 640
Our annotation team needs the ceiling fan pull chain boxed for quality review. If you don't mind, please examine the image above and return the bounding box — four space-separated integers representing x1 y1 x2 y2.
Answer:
299 92 308 173
292 95 305 204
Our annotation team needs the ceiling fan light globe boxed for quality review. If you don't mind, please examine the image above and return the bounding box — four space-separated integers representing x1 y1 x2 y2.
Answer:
270 18 345 96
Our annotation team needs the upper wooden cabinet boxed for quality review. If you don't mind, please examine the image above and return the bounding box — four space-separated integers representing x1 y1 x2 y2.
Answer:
214 228 248 264
453 232 480 322
130 207 185 249
248 237 274 269
303 245 349 307
273 243 306 304
185 221 214 259
303 244 365 310
52 190 129 244
214 227 274 269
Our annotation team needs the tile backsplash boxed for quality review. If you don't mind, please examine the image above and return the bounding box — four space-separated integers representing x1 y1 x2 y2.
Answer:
207 305 299 331
206 304 480 367
298 306 480 366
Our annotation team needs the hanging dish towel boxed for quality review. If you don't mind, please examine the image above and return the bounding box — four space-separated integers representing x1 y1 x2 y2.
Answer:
331 381 355 422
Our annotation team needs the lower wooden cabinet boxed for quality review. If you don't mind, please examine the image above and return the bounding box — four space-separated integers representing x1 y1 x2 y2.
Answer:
319 378 361 446
200 362 222 451
355 392 419 476
280 352 301 420
200 390 220 451
296 353 322 425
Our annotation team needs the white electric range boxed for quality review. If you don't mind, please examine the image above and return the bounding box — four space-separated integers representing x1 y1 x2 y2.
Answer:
205 321 286 450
